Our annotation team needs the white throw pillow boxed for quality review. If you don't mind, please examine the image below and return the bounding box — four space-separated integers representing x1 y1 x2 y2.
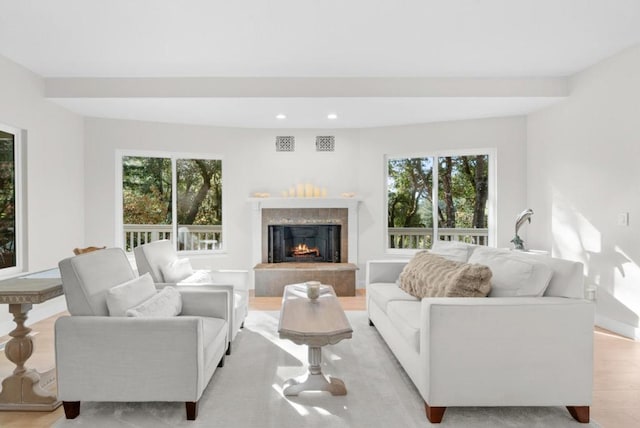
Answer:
430 240 477 262
126 286 182 317
106 273 157 316
178 270 212 284
160 258 194 282
468 246 552 297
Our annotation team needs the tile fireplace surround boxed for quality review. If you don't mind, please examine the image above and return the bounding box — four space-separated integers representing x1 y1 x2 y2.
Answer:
250 198 360 296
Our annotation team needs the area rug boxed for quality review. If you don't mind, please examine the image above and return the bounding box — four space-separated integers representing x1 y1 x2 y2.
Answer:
53 311 600 428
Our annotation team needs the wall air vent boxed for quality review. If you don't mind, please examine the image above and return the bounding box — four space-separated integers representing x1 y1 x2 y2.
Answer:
316 136 335 152
275 136 295 152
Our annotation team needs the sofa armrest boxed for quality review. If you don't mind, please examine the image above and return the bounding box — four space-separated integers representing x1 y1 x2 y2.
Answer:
178 286 231 320
419 297 594 406
365 259 409 285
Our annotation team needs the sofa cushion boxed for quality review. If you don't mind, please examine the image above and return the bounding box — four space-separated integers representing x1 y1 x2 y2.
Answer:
468 246 552 297
543 257 585 299
368 283 419 314
106 273 157 317
430 240 477 262
398 251 492 298
160 258 194 283
126 286 183 317
387 301 421 353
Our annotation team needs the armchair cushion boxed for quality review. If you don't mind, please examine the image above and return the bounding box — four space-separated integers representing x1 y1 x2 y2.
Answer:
59 247 137 316
126 286 182 318
160 258 194 282
106 273 157 316
133 239 177 283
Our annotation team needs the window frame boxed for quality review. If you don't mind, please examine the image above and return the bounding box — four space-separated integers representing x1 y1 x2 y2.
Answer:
0 123 24 278
385 147 496 255
115 150 226 254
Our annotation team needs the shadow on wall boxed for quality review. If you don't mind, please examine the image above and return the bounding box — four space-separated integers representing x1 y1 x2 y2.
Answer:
550 186 640 336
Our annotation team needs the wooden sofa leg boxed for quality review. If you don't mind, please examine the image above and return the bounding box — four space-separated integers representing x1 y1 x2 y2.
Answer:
218 353 225 368
186 401 198 420
567 406 589 423
226 342 232 355
62 401 80 419
425 402 446 423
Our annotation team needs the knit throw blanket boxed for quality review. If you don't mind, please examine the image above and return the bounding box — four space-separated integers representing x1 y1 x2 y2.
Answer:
398 251 492 298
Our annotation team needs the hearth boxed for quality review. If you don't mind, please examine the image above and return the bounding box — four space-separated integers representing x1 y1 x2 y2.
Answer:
268 224 341 263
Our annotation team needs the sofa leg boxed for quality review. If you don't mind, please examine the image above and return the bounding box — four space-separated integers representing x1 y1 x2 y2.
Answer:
226 342 232 355
424 402 446 423
368 319 374 327
567 406 589 423
186 401 198 420
218 353 225 368
240 321 245 329
63 401 80 419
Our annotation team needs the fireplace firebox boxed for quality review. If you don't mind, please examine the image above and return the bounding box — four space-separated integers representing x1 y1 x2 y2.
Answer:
268 224 341 263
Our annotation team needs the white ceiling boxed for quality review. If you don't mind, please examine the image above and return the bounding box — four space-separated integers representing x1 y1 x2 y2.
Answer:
1 0 639 128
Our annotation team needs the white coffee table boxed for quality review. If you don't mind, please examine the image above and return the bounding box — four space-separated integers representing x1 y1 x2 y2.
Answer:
278 284 353 396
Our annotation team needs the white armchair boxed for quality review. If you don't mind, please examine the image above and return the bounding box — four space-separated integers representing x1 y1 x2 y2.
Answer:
56 247 230 421
133 240 248 353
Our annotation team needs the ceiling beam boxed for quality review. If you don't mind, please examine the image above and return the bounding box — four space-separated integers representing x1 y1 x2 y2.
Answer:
44 77 568 98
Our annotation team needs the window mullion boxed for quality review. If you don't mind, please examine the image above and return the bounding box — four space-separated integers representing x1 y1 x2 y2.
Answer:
171 157 178 251
432 156 439 244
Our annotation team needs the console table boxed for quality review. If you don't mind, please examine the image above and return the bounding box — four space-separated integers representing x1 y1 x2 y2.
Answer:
0 271 63 411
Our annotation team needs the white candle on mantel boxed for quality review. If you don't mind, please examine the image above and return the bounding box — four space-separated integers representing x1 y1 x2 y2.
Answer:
321 188 328 198
296 184 305 198
313 186 321 198
289 187 296 197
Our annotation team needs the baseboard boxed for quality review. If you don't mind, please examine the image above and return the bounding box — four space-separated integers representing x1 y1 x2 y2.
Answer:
596 314 640 340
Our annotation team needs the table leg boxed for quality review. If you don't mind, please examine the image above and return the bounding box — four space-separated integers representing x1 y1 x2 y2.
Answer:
0 303 61 411
282 346 347 396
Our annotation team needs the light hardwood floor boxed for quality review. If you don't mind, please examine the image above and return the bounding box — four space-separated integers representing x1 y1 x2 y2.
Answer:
0 289 637 428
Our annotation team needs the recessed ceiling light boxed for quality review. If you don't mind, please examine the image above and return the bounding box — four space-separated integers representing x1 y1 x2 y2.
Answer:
276 114 287 120
327 113 338 120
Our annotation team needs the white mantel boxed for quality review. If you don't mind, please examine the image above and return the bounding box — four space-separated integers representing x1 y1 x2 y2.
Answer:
249 197 360 266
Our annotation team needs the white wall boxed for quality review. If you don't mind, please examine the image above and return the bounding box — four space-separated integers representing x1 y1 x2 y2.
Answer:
84 120 362 273
527 44 640 338
0 54 84 333
84 115 527 287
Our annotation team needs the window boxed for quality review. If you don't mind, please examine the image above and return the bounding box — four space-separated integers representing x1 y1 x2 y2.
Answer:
119 153 223 253
0 124 22 275
387 151 493 251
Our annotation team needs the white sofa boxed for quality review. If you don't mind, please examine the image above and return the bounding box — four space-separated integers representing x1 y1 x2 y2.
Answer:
366 242 594 424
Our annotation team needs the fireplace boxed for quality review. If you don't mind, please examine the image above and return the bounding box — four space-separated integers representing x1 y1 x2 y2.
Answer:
268 224 341 263
251 199 360 297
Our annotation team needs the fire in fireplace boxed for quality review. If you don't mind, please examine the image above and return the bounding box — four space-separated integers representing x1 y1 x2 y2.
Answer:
268 224 341 263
